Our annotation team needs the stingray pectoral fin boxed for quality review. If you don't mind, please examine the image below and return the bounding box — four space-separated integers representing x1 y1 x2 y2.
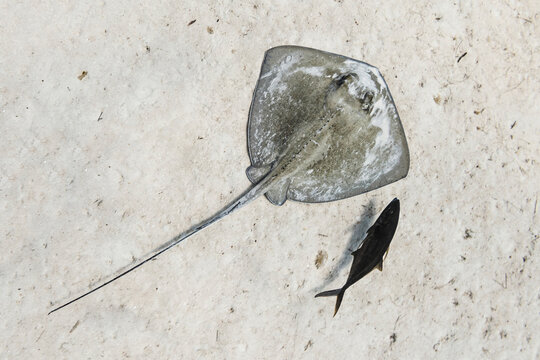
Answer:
264 180 290 206
246 164 272 184
48 178 274 315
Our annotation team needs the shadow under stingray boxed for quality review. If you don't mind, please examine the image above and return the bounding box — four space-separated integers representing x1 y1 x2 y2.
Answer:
312 199 377 294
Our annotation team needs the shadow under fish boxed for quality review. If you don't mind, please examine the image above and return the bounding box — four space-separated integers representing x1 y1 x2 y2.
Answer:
315 198 400 316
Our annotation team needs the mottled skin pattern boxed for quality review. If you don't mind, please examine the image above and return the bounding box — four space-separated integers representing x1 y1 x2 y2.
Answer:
248 73 375 203
247 46 409 203
315 198 400 316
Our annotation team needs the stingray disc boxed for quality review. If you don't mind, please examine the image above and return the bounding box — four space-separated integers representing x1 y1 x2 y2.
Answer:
247 46 410 203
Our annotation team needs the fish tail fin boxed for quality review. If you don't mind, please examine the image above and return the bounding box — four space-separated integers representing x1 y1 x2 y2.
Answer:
333 290 345 317
314 288 341 298
315 288 346 316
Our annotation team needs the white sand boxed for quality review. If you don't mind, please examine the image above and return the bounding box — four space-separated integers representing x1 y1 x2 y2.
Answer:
1 1 538 358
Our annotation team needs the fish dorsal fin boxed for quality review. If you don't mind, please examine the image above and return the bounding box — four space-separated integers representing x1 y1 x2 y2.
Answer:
265 180 290 206
246 164 272 183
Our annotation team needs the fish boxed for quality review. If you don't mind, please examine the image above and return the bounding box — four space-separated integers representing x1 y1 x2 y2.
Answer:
315 198 400 316
48 46 409 314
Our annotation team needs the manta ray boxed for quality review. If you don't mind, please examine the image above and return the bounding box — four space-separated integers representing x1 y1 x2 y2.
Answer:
49 46 409 314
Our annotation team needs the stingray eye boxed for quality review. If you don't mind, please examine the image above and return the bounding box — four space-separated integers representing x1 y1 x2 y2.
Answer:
333 72 358 88
334 74 350 87
360 91 374 112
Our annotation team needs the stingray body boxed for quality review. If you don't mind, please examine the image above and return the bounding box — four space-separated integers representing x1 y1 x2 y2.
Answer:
49 46 409 314
315 198 400 316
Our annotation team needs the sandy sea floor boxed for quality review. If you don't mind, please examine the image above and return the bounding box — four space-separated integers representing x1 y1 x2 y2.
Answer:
1 1 539 359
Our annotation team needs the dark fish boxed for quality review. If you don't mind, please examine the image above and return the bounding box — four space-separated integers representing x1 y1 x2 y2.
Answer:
315 198 400 316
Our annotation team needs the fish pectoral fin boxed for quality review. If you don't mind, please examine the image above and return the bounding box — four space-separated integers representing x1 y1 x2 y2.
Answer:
383 248 390 260
351 244 367 259
265 180 290 206
246 164 272 184
376 259 383 272
376 248 390 272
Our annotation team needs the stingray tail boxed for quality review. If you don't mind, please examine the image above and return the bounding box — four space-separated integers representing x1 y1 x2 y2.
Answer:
315 288 346 316
48 174 277 315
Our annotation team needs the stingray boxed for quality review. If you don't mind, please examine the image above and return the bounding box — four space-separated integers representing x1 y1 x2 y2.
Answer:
49 46 410 314
315 198 400 316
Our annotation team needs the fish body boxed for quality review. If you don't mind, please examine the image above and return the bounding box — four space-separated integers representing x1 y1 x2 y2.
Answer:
315 198 400 316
